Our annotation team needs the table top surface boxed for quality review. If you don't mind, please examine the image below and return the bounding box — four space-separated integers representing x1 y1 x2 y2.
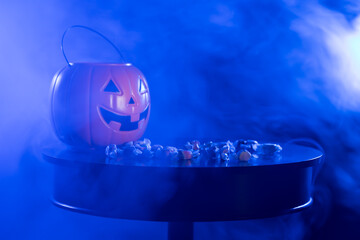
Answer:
43 142 323 169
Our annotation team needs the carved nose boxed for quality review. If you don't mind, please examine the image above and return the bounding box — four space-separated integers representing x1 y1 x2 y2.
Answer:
129 97 135 104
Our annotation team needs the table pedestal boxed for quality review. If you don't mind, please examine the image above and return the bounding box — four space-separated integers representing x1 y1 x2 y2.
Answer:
168 222 193 240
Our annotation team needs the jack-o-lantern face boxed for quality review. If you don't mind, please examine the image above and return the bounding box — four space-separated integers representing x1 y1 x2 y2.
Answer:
51 63 151 147
98 76 149 132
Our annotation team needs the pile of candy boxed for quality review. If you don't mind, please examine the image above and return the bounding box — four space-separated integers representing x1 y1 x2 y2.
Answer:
105 139 282 165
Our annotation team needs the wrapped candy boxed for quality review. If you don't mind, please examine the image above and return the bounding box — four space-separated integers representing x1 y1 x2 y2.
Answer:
132 148 142 156
164 146 179 159
105 144 117 158
238 150 252 161
180 150 193 160
245 140 259 152
184 142 193 150
192 150 200 158
256 143 282 156
104 138 281 165
152 144 164 158
191 140 200 150
221 152 229 161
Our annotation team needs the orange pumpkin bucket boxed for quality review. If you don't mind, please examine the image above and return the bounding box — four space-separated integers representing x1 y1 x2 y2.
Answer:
51 26 150 147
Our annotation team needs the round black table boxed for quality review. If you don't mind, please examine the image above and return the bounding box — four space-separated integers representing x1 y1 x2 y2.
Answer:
43 143 323 240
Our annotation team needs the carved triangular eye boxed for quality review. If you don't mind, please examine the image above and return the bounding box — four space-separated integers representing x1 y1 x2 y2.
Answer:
104 79 121 93
139 78 147 94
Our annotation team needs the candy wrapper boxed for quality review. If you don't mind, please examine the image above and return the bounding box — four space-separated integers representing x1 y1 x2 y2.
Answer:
105 138 282 166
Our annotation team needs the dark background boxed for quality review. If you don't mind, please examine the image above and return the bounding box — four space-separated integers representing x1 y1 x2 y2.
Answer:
0 0 360 239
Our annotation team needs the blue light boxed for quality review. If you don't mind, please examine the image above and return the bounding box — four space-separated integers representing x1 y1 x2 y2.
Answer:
0 0 360 239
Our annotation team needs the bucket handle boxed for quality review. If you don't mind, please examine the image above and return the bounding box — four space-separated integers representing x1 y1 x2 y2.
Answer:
61 25 126 66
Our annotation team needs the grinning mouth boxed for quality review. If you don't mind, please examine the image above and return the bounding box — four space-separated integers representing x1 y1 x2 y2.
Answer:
99 106 149 131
